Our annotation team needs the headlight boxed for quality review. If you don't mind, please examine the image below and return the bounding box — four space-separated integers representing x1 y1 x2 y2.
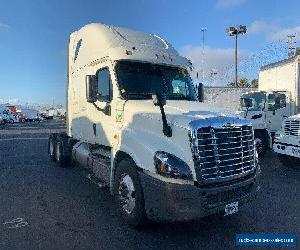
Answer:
154 151 193 180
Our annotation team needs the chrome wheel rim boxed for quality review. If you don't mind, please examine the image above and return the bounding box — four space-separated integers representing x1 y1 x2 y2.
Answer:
118 174 136 215
254 138 263 155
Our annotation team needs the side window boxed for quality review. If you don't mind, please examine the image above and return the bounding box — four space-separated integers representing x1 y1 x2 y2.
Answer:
278 93 286 108
171 80 189 96
74 39 82 62
268 93 286 111
96 68 112 102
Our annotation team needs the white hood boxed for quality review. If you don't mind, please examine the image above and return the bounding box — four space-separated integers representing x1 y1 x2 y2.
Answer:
124 100 237 129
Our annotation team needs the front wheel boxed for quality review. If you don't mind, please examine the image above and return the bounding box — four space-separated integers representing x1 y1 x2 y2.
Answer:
114 159 146 228
254 134 267 158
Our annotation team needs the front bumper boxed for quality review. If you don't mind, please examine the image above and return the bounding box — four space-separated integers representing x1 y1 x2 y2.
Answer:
139 171 260 222
273 142 300 158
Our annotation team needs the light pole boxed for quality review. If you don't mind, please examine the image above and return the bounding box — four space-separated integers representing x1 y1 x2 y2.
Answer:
201 28 207 82
210 69 218 86
226 25 247 87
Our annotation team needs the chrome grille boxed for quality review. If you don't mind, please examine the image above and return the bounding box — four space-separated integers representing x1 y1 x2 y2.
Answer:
284 120 300 136
191 125 255 183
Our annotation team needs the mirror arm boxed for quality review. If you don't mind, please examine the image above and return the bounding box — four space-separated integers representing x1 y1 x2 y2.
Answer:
92 102 111 116
159 104 172 137
245 107 249 118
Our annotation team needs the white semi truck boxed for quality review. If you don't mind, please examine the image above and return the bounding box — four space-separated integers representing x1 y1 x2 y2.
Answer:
48 23 260 227
238 56 300 157
273 114 300 167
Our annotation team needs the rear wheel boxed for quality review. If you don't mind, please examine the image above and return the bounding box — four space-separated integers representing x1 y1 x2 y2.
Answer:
114 159 146 228
55 135 72 167
278 154 300 168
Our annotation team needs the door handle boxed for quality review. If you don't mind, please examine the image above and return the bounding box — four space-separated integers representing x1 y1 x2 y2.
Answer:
93 123 97 136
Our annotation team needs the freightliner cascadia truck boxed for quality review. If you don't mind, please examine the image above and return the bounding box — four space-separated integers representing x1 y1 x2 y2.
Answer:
238 56 300 157
48 23 260 227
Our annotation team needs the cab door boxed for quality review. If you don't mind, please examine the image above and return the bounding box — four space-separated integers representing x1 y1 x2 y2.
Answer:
87 67 114 146
266 92 290 132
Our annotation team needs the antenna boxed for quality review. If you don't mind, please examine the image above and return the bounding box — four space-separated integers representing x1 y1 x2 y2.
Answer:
287 34 296 58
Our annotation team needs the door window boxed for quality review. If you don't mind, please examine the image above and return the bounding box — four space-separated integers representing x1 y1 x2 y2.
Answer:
96 68 112 102
268 93 286 111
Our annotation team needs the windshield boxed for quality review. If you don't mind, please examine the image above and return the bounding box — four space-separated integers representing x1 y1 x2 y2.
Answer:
116 61 197 101
240 92 266 111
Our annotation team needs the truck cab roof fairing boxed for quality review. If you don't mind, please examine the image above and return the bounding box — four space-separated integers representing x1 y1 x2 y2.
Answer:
69 23 191 71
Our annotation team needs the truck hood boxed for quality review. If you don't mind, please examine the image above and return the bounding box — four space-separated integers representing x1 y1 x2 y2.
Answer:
124 100 237 129
285 114 300 120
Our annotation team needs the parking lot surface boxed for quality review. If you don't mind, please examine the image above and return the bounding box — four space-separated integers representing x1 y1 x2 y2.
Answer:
0 121 299 249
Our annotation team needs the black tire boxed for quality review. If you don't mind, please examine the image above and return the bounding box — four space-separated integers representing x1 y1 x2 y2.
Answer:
10 119 14 124
114 159 146 228
55 135 73 167
254 132 268 158
278 154 300 168
48 134 56 161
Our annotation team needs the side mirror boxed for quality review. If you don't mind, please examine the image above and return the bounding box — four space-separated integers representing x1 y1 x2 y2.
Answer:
152 93 166 107
275 97 281 109
197 82 204 102
86 75 97 103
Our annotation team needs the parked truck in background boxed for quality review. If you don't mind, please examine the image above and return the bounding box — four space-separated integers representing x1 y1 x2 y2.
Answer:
238 56 300 157
41 108 55 119
48 23 260 227
0 105 20 124
273 114 300 167
21 108 41 122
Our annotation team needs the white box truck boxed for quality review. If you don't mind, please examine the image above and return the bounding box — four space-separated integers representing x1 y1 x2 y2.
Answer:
48 23 260 227
238 56 300 157
273 114 300 167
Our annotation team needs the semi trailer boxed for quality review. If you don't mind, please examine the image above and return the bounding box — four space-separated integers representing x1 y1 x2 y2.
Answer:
48 23 260 227
238 56 300 157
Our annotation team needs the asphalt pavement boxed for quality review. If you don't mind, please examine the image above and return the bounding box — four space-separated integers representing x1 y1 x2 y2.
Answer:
0 120 299 250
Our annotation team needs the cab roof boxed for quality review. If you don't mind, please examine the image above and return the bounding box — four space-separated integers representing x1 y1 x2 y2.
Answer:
70 23 191 70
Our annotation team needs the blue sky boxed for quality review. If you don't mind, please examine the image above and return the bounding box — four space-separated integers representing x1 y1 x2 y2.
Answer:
1 0 300 105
